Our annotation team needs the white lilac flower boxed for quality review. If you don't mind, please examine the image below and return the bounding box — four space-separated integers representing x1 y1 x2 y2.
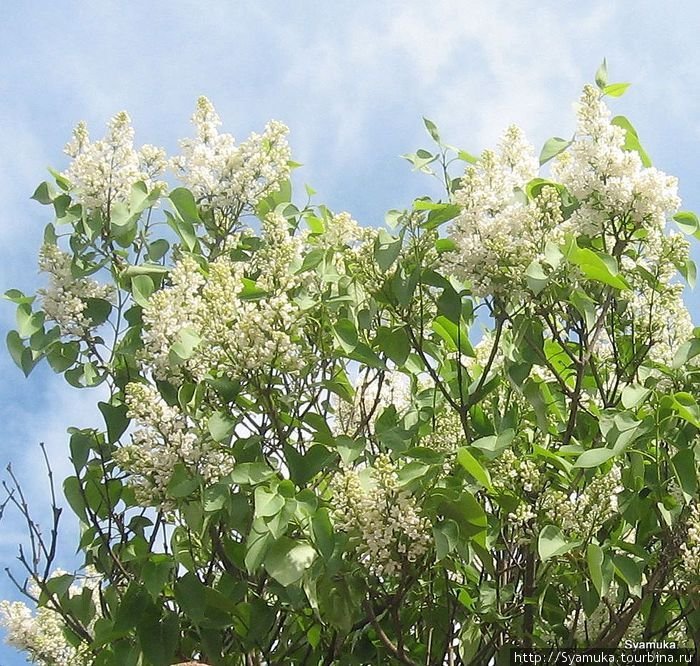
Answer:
0 569 100 666
140 214 304 383
445 126 550 297
113 382 235 504
63 112 166 210
172 96 291 211
330 454 432 578
37 244 114 337
542 465 623 537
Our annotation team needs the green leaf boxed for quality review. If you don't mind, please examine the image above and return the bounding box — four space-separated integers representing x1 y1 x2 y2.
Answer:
587 543 605 596
673 338 700 368
47 341 79 373
98 402 129 444
621 384 651 409
165 210 197 251
423 117 441 143
169 187 201 224
142 556 174 600
374 229 402 272
122 263 169 279
130 274 154 308
6 330 24 370
414 202 461 230
431 315 474 356
539 137 571 165
147 239 170 262
613 554 642 597
603 82 630 97
311 509 335 560
374 326 410 367
166 464 198 498
31 181 55 205
84 298 112 326
538 525 575 561
611 116 652 167
674 211 699 235
435 238 457 254
202 484 230 512
264 538 316 587
401 150 437 173
680 258 697 289
672 392 700 428
284 443 334 486
169 327 200 362
229 462 275 485
458 620 481 665
69 431 92 471
672 448 697 502
595 59 608 89
470 429 514 454
137 609 178 666
334 319 358 353
4 289 34 305
456 448 492 490
564 238 630 290
254 487 284 519
573 448 615 469
208 411 235 443
129 181 161 214
63 476 86 521
16 303 44 337
348 342 386 370
525 261 549 295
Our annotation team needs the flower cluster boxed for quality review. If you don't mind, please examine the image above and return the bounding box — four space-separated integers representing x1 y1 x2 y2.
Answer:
542 465 623 538
0 569 100 666
63 112 166 210
446 86 681 300
141 216 304 382
552 85 679 235
421 408 464 453
680 503 700 578
491 448 543 525
113 382 234 504
445 126 543 296
330 454 432 578
172 96 291 211
492 449 542 494
37 244 113 337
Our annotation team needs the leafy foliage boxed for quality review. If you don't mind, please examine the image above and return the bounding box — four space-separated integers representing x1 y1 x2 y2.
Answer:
3 71 700 665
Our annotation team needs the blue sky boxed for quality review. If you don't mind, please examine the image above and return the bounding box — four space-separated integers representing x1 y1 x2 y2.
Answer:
2 2 700 662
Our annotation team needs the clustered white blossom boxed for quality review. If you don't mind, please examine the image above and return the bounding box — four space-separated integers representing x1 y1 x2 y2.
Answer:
680 502 700 578
37 244 113 337
316 211 362 249
113 382 234 504
446 85 682 304
491 448 543 525
542 465 623 538
620 232 693 366
421 409 464 453
0 569 100 666
63 111 166 210
330 454 431 578
492 449 543 494
445 126 544 296
172 96 291 211
552 85 680 234
141 214 304 382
